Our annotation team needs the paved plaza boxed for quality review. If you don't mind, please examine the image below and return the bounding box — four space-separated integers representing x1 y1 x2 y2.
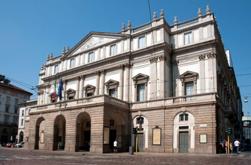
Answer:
0 147 251 165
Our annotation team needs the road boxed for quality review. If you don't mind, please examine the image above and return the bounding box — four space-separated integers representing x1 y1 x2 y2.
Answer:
0 147 251 165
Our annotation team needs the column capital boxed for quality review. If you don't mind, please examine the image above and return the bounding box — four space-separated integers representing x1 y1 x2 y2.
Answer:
199 54 206 61
150 57 158 63
206 52 216 59
158 55 165 61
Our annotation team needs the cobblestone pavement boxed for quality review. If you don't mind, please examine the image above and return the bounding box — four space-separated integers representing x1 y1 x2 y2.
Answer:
0 147 251 165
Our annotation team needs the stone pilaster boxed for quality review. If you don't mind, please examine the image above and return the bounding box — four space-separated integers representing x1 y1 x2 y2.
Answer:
119 66 124 100
157 56 165 99
96 72 100 96
123 64 129 102
150 57 158 100
99 71 105 95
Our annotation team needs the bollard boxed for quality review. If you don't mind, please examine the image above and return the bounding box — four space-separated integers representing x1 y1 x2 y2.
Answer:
129 146 134 155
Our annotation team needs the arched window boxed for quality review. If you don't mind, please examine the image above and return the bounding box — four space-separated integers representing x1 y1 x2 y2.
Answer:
179 113 189 121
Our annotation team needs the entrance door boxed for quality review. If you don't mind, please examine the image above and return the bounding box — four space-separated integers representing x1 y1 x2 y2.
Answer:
35 125 39 149
137 133 145 152
109 129 116 150
179 131 189 153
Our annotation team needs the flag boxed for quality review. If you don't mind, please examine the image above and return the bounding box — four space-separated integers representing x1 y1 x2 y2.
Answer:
58 79 63 100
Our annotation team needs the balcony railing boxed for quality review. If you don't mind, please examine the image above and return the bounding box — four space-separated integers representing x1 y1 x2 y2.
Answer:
30 95 129 114
131 92 216 110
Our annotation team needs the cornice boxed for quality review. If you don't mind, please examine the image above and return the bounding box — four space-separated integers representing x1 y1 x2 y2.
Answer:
173 39 216 55
171 19 215 35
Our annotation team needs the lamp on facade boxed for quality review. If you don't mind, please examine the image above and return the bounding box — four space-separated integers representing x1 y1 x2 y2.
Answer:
244 96 248 103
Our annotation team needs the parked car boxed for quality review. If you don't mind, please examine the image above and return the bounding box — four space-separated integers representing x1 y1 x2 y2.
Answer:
6 143 13 148
15 142 24 148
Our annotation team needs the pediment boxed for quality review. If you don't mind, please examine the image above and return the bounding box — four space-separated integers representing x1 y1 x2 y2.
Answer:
83 84 96 90
64 32 125 58
179 71 198 79
105 79 119 86
132 73 149 81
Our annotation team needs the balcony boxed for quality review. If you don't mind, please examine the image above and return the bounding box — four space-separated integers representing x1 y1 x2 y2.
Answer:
131 92 217 110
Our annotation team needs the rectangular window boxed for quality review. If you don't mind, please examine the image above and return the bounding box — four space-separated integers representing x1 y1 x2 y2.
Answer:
185 82 194 96
184 32 192 45
6 96 10 104
88 52 95 63
108 88 117 97
86 92 94 97
14 98 18 114
21 118 23 125
22 110 24 116
5 96 10 113
5 104 10 113
138 36 146 49
110 44 117 56
137 84 145 102
70 58 75 68
54 64 59 74
4 114 9 123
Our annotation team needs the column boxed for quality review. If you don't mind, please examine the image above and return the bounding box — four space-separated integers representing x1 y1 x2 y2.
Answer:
95 72 100 96
99 71 105 95
157 56 165 99
156 57 160 98
150 57 157 100
79 76 84 98
119 66 124 100
199 54 206 94
123 65 129 102
77 77 80 99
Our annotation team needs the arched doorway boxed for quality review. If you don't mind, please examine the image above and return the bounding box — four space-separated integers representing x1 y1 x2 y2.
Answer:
53 115 66 150
133 115 149 152
19 131 24 142
76 112 91 151
35 117 45 149
173 112 195 153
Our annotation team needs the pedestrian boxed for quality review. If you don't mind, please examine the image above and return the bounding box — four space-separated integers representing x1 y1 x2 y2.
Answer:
224 139 228 153
113 139 118 152
234 139 240 154
229 140 233 153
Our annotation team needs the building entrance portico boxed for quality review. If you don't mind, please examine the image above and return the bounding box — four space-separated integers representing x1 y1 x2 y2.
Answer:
76 112 91 151
35 117 45 150
53 115 66 150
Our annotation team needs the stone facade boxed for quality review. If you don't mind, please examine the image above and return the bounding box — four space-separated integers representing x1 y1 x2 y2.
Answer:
25 8 242 154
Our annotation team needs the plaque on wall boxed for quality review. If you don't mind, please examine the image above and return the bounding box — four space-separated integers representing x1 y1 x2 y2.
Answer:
103 127 110 144
200 134 207 144
152 127 161 145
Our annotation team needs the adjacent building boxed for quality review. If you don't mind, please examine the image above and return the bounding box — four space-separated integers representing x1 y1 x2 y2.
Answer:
25 7 242 154
243 116 251 145
0 75 32 145
17 100 37 143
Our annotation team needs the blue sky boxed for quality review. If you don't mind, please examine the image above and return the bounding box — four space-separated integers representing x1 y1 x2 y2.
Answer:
0 0 251 114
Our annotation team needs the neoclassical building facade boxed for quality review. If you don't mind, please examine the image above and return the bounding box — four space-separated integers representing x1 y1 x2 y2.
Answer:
25 8 242 154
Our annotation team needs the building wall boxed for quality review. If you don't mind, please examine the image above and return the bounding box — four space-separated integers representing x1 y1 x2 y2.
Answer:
29 9 242 154
131 103 216 154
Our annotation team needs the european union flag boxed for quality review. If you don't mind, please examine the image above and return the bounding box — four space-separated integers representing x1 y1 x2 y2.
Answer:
58 79 63 100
